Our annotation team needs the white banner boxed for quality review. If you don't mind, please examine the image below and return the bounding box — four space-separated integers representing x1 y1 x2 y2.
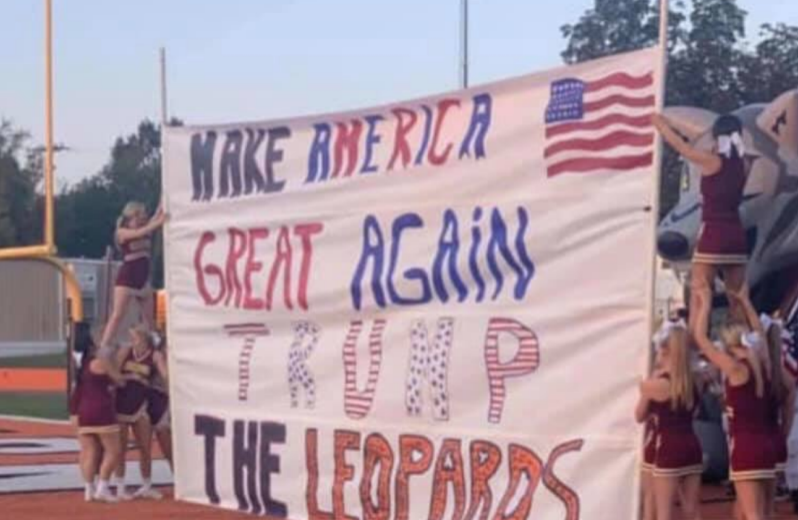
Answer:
163 47 661 519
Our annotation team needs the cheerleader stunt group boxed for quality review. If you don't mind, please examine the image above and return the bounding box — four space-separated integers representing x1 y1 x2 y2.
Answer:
68 202 170 503
638 114 796 520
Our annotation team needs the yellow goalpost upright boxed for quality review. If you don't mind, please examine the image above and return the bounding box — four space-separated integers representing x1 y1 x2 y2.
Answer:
0 1 85 392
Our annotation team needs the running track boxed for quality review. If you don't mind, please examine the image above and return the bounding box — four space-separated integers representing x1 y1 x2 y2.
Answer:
1 417 795 519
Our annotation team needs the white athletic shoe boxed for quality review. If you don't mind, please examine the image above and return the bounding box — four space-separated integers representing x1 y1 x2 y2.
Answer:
133 486 163 500
116 489 135 501
94 489 119 503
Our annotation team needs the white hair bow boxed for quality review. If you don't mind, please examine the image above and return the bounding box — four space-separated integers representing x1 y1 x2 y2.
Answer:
652 319 687 348
718 132 745 158
760 313 783 332
741 331 762 350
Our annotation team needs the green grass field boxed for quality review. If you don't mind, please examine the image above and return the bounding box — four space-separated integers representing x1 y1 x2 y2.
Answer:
0 353 66 369
0 392 68 420
0 353 68 420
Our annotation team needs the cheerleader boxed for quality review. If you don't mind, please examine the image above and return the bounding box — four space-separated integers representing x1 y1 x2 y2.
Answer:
637 336 668 520
652 114 751 338
74 337 124 503
147 330 172 469
762 314 796 519
637 321 703 520
99 201 166 356
114 324 162 500
694 291 773 520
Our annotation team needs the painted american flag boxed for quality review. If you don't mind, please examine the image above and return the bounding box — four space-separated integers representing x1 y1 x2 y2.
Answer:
544 71 656 177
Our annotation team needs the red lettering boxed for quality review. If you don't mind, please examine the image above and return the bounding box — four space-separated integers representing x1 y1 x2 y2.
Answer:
360 433 394 520
428 99 461 166
333 120 363 178
429 439 466 520
388 108 418 171
265 226 293 311
294 222 324 310
493 444 544 520
465 441 502 520
395 435 434 520
305 429 334 520
194 231 224 305
332 431 361 520
243 228 269 310
543 440 584 520
224 228 248 307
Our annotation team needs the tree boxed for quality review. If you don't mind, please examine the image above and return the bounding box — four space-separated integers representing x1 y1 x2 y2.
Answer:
0 120 41 247
561 0 686 65
738 24 798 105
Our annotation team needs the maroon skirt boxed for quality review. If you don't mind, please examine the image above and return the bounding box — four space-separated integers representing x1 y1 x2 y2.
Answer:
729 431 776 481
147 389 169 429
116 257 150 290
773 432 788 471
694 218 747 265
653 430 704 477
116 382 149 423
642 424 657 472
77 383 118 434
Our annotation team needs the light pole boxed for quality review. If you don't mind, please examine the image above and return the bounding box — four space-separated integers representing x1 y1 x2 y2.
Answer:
460 0 469 89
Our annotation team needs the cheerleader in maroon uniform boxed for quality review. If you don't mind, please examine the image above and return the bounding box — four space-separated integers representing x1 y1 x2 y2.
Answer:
762 314 796 518
114 324 162 500
147 331 172 469
652 114 751 338
74 339 124 503
637 329 669 520
99 201 166 355
694 292 773 520
637 322 703 520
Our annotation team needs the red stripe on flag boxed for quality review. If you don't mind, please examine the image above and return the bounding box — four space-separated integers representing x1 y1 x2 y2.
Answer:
544 130 654 159
547 152 654 178
585 72 654 93
584 94 655 113
546 113 653 139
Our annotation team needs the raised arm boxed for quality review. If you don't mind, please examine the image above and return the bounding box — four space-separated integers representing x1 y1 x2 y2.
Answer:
693 292 744 381
652 114 721 176
117 207 166 244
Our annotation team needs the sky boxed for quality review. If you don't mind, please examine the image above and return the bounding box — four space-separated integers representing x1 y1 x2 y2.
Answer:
0 0 795 185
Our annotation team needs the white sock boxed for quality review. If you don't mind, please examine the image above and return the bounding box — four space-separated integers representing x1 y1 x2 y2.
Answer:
115 477 126 492
96 479 110 495
140 478 151 489
84 481 95 500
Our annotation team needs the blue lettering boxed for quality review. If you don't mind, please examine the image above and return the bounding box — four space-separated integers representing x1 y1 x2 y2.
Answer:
306 123 332 183
360 115 384 174
350 216 387 310
432 210 468 303
414 105 434 166
459 93 492 160
387 213 433 306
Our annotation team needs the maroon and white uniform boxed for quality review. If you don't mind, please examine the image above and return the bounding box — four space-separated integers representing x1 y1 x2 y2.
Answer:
725 360 776 480
651 376 703 477
642 415 657 473
766 383 789 472
115 236 151 290
116 347 154 423
147 355 169 430
694 155 747 265
76 354 119 435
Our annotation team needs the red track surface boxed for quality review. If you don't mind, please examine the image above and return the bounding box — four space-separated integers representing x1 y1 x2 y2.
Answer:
2 418 796 519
